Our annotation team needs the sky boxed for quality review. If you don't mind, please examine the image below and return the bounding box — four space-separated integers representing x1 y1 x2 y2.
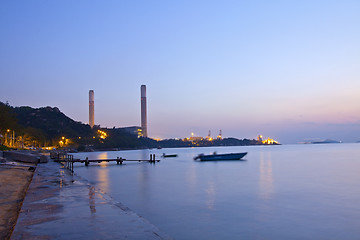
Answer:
1 1 360 144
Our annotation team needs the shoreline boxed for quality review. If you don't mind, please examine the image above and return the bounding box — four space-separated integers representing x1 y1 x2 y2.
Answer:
11 157 171 239
0 161 36 239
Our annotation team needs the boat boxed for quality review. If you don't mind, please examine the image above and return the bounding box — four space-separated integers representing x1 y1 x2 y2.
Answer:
194 152 247 161
162 153 178 158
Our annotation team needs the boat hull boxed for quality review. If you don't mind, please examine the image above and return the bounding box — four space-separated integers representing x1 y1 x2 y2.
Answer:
162 154 178 158
194 152 247 161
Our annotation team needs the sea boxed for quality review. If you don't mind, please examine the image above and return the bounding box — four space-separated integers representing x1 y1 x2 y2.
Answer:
72 143 360 240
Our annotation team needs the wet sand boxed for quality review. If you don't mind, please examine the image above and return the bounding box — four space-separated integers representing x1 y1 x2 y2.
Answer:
0 164 35 240
11 160 171 239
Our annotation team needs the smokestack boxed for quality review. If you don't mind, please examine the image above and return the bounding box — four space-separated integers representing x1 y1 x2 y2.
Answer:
141 85 147 137
89 90 94 128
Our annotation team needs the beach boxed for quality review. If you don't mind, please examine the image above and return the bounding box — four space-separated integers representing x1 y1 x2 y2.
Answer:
0 163 35 239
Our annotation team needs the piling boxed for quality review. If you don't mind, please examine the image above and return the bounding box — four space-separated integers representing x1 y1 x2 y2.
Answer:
55 153 160 173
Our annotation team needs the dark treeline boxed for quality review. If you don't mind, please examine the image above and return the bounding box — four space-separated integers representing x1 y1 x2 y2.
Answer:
0 101 94 147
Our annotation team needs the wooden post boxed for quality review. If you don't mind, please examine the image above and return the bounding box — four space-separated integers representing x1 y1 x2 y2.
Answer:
149 154 155 163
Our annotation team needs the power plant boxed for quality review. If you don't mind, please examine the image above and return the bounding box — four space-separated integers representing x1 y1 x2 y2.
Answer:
141 85 148 137
88 86 147 137
89 90 94 128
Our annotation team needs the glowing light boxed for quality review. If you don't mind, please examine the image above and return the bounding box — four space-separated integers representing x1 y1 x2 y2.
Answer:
97 130 108 139
262 138 279 145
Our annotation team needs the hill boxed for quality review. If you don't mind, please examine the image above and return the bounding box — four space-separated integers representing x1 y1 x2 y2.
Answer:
0 102 93 147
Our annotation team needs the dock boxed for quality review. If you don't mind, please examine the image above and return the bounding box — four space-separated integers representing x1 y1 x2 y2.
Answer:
51 153 159 173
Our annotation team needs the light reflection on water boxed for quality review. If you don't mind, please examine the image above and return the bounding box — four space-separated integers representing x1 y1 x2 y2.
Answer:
73 144 360 240
97 167 109 194
259 151 274 200
88 186 96 214
206 181 216 210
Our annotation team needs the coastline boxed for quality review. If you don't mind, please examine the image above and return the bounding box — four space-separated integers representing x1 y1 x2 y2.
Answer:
0 162 35 239
11 157 171 239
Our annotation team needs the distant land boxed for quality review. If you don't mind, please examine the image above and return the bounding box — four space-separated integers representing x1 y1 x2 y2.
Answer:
0 102 280 151
311 139 342 144
299 139 342 144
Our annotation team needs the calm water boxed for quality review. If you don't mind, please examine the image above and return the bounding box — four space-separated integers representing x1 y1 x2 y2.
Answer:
73 144 360 239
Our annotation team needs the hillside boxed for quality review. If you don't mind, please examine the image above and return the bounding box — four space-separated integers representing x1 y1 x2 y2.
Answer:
13 106 93 140
0 102 94 147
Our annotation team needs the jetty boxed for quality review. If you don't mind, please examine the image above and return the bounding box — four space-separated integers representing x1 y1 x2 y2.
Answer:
51 152 160 173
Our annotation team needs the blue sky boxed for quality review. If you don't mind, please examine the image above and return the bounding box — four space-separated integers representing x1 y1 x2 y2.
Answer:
1 1 359 143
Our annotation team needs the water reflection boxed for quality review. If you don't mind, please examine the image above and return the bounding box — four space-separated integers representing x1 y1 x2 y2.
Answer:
206 181 216 210
59 169 65 189
97 168 109 195
98 152 108 160
138 150 150 203
206 167 218 211
259 151 274 200
89 186 96 213
186 164 197 194
141 149 148 161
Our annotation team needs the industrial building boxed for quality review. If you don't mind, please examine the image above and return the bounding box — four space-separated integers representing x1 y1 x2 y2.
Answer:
141 85 148 137
89 90 94 128
88 86 147 136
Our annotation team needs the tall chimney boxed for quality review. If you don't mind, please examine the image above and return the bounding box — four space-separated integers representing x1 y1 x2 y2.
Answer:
89 90 94 128
141 85 147 137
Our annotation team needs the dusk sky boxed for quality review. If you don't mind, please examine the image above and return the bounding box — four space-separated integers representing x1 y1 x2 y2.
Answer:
1 1 359 143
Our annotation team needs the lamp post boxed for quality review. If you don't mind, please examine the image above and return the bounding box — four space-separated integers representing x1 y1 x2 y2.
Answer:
5 129 10 147
12 130 15 147
4 131 7 146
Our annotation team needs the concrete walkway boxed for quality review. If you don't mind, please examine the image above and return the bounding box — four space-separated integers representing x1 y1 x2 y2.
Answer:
12 161 172 240
0 164 34 240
